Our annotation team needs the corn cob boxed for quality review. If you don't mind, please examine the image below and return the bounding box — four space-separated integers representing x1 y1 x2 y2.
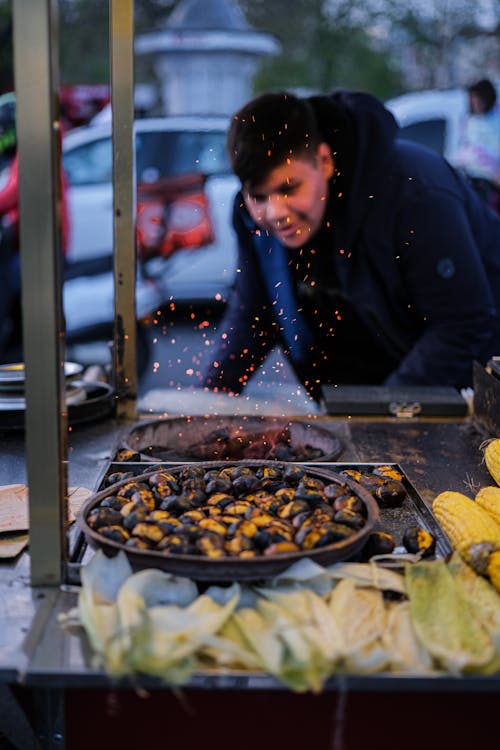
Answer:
432 491 500 555
486 550 500 594
484 439 500 486
476 486 500 527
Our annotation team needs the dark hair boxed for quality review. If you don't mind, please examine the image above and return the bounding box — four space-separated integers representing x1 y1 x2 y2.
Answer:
227 91 321 186
468 79 497 113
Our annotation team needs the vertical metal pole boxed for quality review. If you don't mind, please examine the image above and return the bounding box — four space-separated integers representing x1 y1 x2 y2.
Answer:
110 0 138 419
13 0 67 585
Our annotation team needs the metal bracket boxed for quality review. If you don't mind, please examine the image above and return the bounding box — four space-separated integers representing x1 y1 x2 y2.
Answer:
389 401 422 418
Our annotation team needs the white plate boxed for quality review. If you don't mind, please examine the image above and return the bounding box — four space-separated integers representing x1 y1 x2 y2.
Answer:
0 361 84 390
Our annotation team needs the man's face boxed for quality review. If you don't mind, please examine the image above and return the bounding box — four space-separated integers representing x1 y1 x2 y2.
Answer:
242 143 334 248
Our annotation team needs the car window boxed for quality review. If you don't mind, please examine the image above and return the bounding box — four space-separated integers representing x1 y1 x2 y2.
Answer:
136 131 231 183
64 129 232 187
397 118 446 156
63 137 112 186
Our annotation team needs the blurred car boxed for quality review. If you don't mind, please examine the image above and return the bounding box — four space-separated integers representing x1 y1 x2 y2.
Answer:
61 116 239 367
386 83 500 163
62 115 239 293
385 88 468 161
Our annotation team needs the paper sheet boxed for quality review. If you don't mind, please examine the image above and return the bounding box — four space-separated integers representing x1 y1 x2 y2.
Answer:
0 484 93 533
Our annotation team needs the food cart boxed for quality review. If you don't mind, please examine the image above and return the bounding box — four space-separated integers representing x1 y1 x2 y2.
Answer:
2 3 500 749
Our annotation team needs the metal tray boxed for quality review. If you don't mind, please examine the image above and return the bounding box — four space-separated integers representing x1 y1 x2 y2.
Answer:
76 461 379 582
348 463 452 557
96 460 450 554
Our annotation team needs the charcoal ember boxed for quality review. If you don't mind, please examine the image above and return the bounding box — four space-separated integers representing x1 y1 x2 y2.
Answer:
302 447 324 460
271 443 295 460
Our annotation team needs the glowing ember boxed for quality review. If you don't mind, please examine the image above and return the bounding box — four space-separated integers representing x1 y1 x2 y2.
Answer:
141 425 325 462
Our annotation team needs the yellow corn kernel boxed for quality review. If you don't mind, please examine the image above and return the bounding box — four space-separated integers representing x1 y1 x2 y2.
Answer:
476 486 500 527
486 549 500 593
484 439 500 486
432 491 500 554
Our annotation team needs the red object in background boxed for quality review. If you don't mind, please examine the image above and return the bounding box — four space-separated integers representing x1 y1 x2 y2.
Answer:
59 84 110 129
0 152 70 254
136 172 215 261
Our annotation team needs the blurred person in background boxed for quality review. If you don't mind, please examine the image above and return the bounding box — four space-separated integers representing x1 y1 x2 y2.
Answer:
0 92 69 362
0 91 21 360
452 78 500 215
202 90 500 402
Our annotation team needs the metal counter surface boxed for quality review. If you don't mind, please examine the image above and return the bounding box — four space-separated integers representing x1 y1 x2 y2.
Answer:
0 414 498 692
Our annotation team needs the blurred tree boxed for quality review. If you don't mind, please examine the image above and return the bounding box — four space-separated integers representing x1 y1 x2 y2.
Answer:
2 0 498 94
59 0 177 85
0 2 13 93
59 0 109 83
383 0 500 89
239 0 499 95
238 0 403 99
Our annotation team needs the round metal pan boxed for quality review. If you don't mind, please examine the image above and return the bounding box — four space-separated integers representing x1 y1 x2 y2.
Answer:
77 461 379 582
0 381 114 430
120 415 343 463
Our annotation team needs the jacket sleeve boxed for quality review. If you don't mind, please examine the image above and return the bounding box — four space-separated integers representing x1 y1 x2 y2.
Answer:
201 197 277 393
384 187 499 389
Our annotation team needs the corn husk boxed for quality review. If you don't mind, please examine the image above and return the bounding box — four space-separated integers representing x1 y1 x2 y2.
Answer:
327 560 407 595
405 559 494 673
382 600 434 674
448 552 500 674
328 578 389 673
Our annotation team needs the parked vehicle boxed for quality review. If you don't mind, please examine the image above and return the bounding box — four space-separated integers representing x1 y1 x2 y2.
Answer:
385 88 468 162
386 83 500 163
61 116 239 369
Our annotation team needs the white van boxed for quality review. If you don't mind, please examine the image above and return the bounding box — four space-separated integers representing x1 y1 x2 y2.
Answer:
385 88 469 162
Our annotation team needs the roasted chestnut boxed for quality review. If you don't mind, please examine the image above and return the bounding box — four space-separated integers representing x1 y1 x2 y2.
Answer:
373 479 407 508
362 531 396 559
402 526 436 557
87 462 373 561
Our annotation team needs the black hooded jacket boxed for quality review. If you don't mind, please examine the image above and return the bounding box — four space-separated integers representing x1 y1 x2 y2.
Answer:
203 90 500 397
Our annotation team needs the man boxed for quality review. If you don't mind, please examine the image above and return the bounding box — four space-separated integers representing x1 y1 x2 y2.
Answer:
202 90 500 401
0 92 21 359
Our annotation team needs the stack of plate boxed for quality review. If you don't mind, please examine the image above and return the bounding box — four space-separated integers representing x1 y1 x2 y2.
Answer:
0 361 86 408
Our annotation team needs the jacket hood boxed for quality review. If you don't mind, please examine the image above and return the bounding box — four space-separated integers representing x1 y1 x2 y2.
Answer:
309 90 399 251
